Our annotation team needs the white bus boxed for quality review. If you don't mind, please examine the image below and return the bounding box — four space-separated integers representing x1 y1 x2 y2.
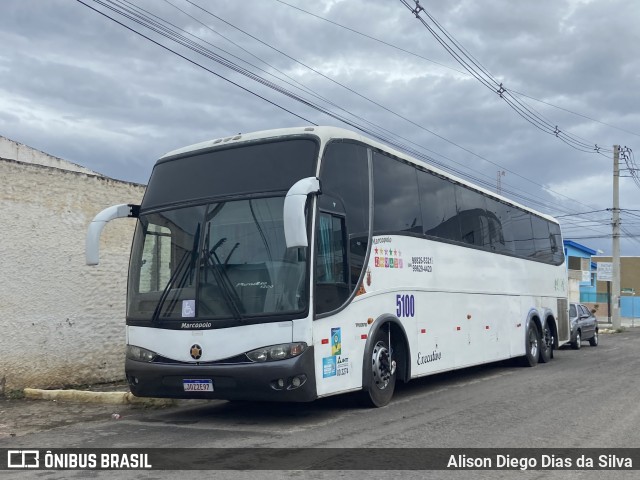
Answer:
87 126 569 407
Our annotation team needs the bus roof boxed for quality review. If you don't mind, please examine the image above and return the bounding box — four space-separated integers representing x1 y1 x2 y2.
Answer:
160 126 559 224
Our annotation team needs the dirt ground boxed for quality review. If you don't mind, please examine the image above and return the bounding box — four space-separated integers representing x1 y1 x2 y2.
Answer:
0 382 183 439
0 396 137 438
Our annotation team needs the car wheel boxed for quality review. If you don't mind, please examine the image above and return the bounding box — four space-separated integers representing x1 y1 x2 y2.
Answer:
589 330 598 347
539 325 553 363
521 322 540 367
571 331 581 350
360 327 396 407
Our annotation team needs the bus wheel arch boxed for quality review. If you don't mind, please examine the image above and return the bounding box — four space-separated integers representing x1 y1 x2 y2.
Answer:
360 315 409 407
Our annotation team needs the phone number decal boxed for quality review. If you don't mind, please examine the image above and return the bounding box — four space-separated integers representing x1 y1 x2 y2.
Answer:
409 256 433 273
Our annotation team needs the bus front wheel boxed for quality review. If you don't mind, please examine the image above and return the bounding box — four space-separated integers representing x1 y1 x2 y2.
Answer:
360 327 397 407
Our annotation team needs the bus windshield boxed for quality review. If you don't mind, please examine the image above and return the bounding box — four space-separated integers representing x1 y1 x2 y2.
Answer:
128 196 308 323
126 137 318 325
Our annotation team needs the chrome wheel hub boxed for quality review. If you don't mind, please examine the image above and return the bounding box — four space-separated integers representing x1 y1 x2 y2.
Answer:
371 341 396 390
529 329 539 358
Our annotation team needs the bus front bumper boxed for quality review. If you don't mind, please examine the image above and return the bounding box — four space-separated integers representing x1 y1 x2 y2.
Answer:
125 346 317 402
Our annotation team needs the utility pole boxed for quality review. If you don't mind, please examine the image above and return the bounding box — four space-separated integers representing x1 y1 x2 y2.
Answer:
496 170 504 195
612 145 621 329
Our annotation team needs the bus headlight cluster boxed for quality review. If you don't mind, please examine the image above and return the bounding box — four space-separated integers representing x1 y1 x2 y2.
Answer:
126 345 157 362
246 342 307 362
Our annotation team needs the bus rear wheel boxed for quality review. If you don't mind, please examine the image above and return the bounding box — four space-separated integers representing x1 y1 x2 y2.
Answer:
521 321 540 367
539 325 553 363
360 327 397 407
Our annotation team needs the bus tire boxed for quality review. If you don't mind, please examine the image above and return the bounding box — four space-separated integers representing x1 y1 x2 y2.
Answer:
360 327 396 408
521 321 540 367
539 324 553 363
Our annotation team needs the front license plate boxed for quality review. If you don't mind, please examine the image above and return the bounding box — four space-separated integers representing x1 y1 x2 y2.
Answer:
183 379 214 392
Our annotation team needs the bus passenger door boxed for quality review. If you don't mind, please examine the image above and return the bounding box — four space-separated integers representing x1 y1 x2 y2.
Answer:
315 211 349 315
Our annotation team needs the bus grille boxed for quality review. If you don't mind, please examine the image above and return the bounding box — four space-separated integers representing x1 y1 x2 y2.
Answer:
152 353 251 365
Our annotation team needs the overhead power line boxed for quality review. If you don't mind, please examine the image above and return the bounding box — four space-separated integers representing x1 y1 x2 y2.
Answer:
274 0 640 140
77 0 601 219
507 91 640 139
74 0 317 125
620 146 640 190
398 0 615 156
169 0 611 216
555 209 609 219
76 0 637 245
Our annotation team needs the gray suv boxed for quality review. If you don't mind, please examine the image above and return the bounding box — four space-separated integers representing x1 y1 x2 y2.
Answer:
569 303 599 349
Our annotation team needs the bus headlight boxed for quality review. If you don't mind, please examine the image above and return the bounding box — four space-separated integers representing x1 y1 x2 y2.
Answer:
246 342 307 362
126 345 157 362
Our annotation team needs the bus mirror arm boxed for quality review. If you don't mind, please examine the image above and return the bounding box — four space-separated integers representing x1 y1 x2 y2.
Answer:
86 204 140 266
283 177 321 248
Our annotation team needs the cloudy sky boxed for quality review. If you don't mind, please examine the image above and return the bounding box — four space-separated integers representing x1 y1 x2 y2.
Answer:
1 0 639 255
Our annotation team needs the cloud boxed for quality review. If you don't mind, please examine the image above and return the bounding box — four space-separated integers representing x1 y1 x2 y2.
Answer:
0 0 638 253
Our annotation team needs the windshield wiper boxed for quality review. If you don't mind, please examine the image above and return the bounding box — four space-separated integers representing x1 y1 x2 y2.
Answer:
249 199 272 261
202 231 244 321
224 242 240 266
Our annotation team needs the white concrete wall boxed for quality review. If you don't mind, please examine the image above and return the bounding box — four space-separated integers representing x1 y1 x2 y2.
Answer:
567 277 581 304
0 148 145 392
0 135 100 176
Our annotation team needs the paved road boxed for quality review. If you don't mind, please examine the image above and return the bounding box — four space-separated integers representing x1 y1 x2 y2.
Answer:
2 329 640 479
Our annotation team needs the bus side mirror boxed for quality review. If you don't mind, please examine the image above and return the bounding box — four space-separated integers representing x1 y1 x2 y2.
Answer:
283 177 320 248
86 204 140 265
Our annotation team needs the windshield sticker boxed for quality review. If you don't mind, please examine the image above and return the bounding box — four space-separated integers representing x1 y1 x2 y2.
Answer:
182 300 196 318
331 328 342 356
322 356 336 378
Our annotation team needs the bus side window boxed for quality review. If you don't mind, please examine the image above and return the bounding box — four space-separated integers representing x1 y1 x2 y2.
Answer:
372 151 422 235
315 212 349 314
532 215 552 262
485 197 512 253
511 210 535 258
139 224 172 293
418 169 461 242
549 222 564 264
455 184 487 247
